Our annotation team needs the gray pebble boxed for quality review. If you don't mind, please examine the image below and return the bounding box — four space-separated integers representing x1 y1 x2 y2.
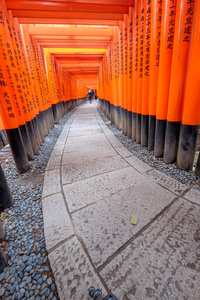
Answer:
37 278 43 284
25 265 32 273
45 288 51 297
22 256 28 262
41 283 47 290
34 274 41 280
26 277 32 284
0 272 5 281
4 271 9 280
40 288 47 296
47 278 52 285
20 263 26 272
10 276 16 284
20 281 26 289
31 284 36 290
10 285 16 295
25 290 29 298
0 288 5 296
16 285 20 292
49 292 54 299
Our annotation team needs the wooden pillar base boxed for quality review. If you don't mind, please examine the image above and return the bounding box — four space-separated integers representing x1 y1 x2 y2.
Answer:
5 128 30 173
136 114 141 144
52 104 59 124
123 109 128 136
148 115 156 151
177 124 199 170
19 124 34 161
154 119 166 157
131 112 137 141
127 110 132 139
141 115 149 147
26 120 39 155
195 152 200 176
164 121 181 164
0 164 14 211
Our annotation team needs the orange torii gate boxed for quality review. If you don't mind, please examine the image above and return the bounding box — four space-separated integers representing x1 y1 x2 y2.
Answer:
0 0 199 177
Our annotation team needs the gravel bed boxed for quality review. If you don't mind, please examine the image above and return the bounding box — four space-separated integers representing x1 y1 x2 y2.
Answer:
98 106 200 192
0 106 79 300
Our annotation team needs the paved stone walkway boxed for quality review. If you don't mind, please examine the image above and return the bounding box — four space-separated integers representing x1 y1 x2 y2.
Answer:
42 102 200 300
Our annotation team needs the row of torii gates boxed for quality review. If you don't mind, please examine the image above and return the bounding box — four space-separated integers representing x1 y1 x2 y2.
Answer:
0 0 200 184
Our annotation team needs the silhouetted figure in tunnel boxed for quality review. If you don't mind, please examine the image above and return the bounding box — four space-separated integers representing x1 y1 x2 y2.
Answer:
87 89 94 103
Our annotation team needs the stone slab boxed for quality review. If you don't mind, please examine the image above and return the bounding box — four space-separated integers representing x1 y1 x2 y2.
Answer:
56 133 68 145
63 167 145 212
146 169 188 195
125 155 153 173
46 155 61 171
184 188 200 205
68 128 103 137
51 144 65 157
42 169 61 198
49 237 107 300
104 133 123 147
114 146 132 158
100 198 200 299
62 146 117 165
62 125 70 132
69 125 100 130
62 155 129 184
66 134 107 145
98 124 108 130
72 180 176 268
64 139 111 153
101 127 112 135
43 193 74 250
71 122 98 127
72 115 96 119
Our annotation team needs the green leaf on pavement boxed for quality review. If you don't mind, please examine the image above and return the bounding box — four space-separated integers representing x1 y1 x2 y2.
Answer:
131 212 138 225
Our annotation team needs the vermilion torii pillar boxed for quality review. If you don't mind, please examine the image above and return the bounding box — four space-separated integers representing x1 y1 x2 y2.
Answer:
148 0 162 151
132 1 138 141
136 0 143 144
177 0 200 171
141 0 151 147
154 0 177 157
164 0 195 164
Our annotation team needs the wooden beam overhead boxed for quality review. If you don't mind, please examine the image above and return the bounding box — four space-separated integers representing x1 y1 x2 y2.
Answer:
48 48 106 53
40 44 108 48
33 36 112 41
28 26 114 36
16 18 119 26
6 1 129 14
11 10 124 20
6 0 134 7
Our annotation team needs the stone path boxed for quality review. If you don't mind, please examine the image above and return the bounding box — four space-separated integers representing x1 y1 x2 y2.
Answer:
42 102 200 300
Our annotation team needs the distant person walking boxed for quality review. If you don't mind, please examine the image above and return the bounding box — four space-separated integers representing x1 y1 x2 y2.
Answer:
87 89 94 103
94 89 98 100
